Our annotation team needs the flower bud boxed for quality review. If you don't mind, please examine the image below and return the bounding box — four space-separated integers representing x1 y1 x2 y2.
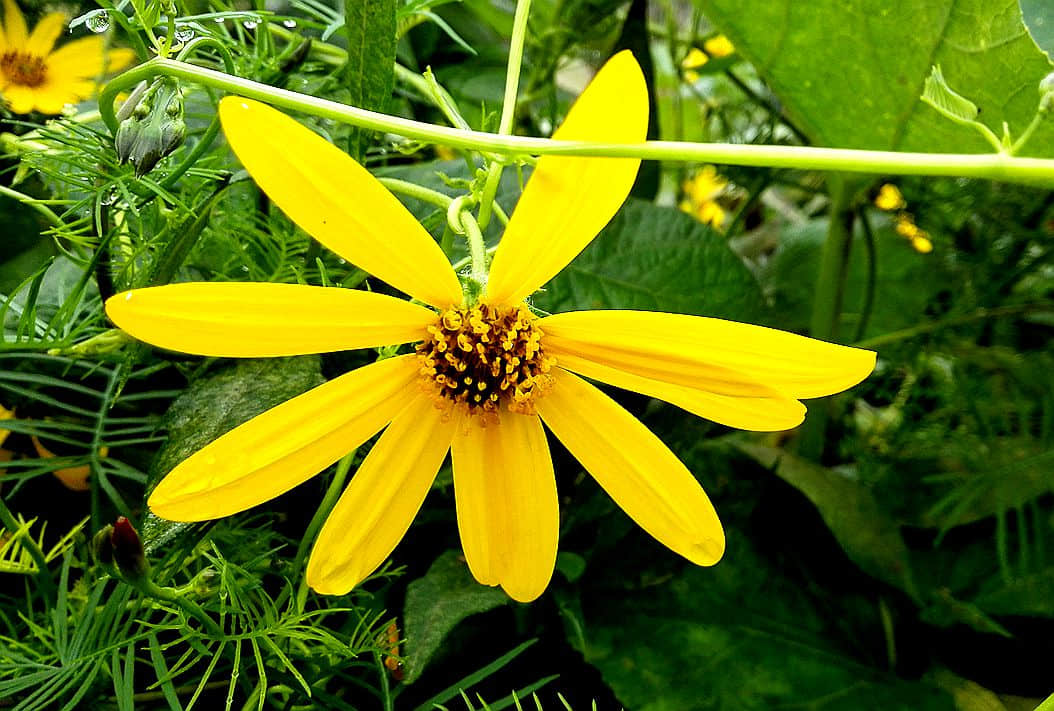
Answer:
110 516 150 581
114 78 186 177
1040 72 1054 113
92 524 115 567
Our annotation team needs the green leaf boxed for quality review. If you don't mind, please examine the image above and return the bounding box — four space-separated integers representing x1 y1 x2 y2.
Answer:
582 537 956 711
343 0 397 160
694 0 1054 156
141 357 324 552
735 442 920 601
922 65 981 124
402 550 507 684
533 199 766 321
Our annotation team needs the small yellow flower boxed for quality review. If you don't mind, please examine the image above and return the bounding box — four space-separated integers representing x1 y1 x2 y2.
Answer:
874 183 906 211
681 165 728 229
0 0 134 114
703 35 735 59
106 52 875 602
894 213 934 253
680 48 708 83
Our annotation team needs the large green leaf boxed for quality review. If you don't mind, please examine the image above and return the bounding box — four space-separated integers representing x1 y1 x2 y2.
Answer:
343 0 397 160
533 199 765 321
401 550 507 684
582 536 956 711
141 357 323 552
695 0 1054 156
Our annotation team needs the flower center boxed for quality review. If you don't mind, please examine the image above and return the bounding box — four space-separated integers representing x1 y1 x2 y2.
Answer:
417 302 555 420
0 51 48 88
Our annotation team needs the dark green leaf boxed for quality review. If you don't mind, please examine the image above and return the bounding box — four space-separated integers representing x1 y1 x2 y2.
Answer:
533 199 765 321
142 357 324 552
343 0 397 160
402 549 507 684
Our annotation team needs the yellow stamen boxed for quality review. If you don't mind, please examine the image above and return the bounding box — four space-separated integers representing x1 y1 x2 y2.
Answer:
416 302 555 419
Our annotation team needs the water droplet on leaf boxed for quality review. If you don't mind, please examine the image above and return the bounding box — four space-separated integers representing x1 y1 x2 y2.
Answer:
174 24 195 43
84 10 111 33
282 18 297 28
242 18 259 30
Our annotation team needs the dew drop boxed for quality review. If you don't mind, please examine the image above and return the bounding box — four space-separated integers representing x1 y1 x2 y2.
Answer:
174 24 195 43
241 18 259 30
282 18 297 28
213 16 226 24
84 9 111 33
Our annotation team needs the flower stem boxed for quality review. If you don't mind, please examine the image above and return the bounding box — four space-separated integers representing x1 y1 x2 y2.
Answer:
478 0 532 231
99 59 1054 187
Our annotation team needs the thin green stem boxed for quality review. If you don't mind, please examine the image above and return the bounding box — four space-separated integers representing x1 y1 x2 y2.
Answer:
478 0 532 231
144 579 224 637
462 211 489 287
285 450 356 611
852 303 1054 349
799 177 856 459
99 59 1054 187
1009 109 1047 156
377 177 453 208
0 185 64 227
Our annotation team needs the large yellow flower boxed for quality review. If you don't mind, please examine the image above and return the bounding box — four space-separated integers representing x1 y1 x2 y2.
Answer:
105 51 875 602
0 0 133 114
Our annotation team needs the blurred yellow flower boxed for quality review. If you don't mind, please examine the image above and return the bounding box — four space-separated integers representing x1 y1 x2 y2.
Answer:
895 213 934 253
874 183 906 211
703 35 735 58
0 0 134 114
680 165 728 229
0 403 13 448
107 52 875 602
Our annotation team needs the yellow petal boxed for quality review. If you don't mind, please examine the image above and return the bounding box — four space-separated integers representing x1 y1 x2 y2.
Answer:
540 310 876 399
3 84 37 114
554 351 806 431
24 77 95 114
485 51 648 304
25 12 65 56
451 412 558 602
2 0 27 49
106 283 434 357
536 368 724 566
307 393 457 595
148 355 419 521
46 37 134 78
218 97 463 309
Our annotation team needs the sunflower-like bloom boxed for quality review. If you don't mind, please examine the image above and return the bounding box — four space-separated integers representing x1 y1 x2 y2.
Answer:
0 0 133 114
106 52 875 602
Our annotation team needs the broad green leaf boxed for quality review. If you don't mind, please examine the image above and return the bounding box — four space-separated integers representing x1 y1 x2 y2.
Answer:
401 550 507 684
582 536 956 711
695 0 1054 156
735 442 920 601
1020 0 1054 58
533 199 766 321
973 567 1054 618
142 357 323 552
343 0 397 160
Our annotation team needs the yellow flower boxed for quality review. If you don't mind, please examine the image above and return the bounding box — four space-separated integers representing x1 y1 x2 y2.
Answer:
680 165 728 229
703 35 735 59
874 183 906 211
0 0 134 114
105 52 875 602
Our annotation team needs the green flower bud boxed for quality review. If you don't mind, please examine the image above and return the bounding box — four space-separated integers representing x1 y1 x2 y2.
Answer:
114 78 186 177
1040 71 1054 113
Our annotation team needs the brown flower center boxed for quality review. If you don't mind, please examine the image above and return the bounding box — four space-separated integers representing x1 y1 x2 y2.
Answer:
1 50 48 88
417 302 555 421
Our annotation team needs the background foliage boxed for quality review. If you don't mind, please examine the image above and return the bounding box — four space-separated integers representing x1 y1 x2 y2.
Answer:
0 0 1052 709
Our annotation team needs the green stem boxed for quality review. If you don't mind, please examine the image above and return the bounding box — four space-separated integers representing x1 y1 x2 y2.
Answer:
98 59 1054 187
852 303 1054 349
461 211 489 287
377 177 453 209
799 176 856 459
285 450 356 611
144 579 224 637
478 0 532 231
0 185 64 227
